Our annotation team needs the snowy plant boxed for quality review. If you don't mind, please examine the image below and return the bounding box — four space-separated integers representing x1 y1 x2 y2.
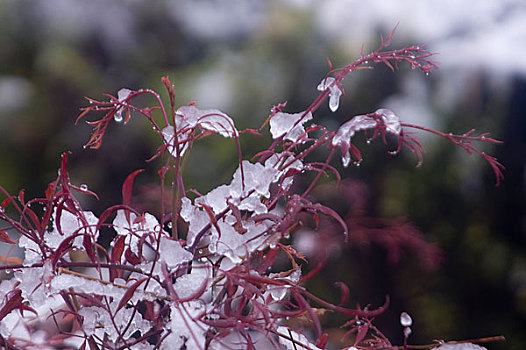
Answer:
0 28 504 350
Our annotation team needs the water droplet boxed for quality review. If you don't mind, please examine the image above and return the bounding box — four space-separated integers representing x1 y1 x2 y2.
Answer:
448 133 453 137
425 72 430 76
481 135 486 140
197 249 203 255
404 327 412 337
400 312 412 327
80 184 88 191
199 257 207 263
114 113 124 123
410 55 416 59
89 100 93 105
364 60 368 64
366 139 371 144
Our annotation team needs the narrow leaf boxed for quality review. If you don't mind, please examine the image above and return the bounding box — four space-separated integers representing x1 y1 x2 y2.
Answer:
82 234 97 263
0 198 11 210
124 247 140 265
0 230 16 244
51 233 82 267
122 169 144 207
116 277 148 313
17 189 25 205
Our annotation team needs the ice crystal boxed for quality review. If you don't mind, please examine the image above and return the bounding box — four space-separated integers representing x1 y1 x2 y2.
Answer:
269 111 313 142
317 77 342 112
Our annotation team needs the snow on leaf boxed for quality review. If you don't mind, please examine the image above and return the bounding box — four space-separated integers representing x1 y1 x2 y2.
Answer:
331 109 403 167
197 109 238 138
376 108 401 134
162 301 207 350
112 210 162 258
18 235 41 265
78 300 151 343
159 236 193 269
269 111 313 142
50 274 128 300
332 115 377 167
332 115 377 148
163 105 238 158
210 220 269 263
173 263 210 300
264 153 304 192
231 160 278 199
45 209 99 251
181 197 213 248
317 77 342 112
194 184 232 214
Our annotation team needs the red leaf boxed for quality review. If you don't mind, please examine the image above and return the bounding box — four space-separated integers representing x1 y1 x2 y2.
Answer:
124 248 140 265
82 234 97 263
111 235 126 264
258 247 279 274
52 233 82 267
0 290 22 319
201 203 221 240
96 204 135 233
354 322 370 345
312 203 349 241
23 207 43 233
116 277 148 313
335 281 350 306
45 181 57 200
59 152 72 188
0 198 11 210
18 189 25 205
0 289 35 319
317 333 328 349
0 230 16 244
122 169 144 207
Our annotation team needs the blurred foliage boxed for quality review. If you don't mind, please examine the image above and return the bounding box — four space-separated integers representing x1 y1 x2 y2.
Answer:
0 1 524 349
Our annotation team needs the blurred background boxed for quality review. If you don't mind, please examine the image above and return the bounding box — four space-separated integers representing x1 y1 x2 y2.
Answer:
0 0 525 349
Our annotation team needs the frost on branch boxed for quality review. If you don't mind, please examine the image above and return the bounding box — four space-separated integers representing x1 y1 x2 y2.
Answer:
332 108 401 167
